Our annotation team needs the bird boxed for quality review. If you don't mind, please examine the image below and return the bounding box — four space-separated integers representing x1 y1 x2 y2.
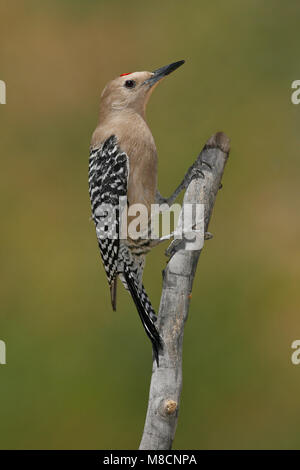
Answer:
89 60 185 365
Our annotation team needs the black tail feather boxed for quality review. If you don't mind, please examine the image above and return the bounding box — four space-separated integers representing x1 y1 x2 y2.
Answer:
110 278 117 311
123 269 163 366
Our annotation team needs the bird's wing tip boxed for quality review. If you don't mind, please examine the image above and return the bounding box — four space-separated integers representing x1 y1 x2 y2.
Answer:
110 279 117 311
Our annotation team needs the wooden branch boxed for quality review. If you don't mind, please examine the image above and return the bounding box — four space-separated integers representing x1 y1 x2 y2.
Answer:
139 132 230 450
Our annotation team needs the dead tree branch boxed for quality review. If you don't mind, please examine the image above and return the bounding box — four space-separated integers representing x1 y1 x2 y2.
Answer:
139 132 230 450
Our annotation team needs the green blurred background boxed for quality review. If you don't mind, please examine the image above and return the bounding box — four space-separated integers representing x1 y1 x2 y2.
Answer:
1 0 300 449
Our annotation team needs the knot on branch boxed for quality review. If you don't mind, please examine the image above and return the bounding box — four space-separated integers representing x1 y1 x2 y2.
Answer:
163 399 177 416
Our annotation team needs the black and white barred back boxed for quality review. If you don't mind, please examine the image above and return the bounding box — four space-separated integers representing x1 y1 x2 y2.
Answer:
88 135 163 365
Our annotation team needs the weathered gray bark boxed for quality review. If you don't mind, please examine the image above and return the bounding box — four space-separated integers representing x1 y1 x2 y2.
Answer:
139 132 230 450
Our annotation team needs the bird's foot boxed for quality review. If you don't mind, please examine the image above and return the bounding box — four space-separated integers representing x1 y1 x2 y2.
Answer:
200 160 212 170
165 238 185 258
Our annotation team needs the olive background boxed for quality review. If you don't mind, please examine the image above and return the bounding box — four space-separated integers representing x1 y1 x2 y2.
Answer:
0 0 300 449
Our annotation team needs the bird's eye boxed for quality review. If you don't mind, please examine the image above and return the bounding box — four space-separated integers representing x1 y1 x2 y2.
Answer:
124 80 136 89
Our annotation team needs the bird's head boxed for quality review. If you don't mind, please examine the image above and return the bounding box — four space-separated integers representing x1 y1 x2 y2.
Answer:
99 60 185 119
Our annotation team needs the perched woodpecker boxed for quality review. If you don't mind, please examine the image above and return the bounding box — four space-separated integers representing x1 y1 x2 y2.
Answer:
89 60 185 365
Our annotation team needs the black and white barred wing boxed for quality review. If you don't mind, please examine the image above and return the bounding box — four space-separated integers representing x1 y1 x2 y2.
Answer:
88 135 129 289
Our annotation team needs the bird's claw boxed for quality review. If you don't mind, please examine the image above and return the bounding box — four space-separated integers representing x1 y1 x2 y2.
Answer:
165 238 185 258
185 166 205 185
150 312 158 323
201 160 212 170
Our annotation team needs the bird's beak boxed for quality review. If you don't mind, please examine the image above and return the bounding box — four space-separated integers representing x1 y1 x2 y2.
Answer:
144 60 185 87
